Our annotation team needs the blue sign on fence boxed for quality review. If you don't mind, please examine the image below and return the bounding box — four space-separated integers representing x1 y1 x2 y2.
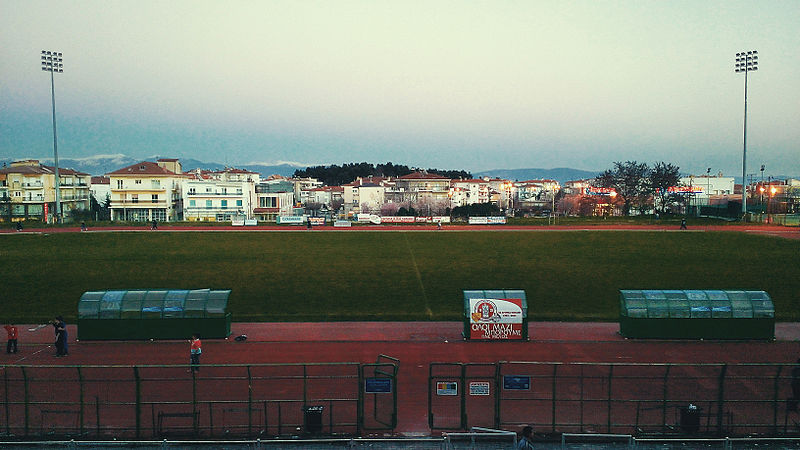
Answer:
365 377 392 394
503 375 530 390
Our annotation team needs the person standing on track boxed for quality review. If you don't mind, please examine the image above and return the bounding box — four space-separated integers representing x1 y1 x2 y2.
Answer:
4 323 18 354
51 316 68 357
189 333 202 373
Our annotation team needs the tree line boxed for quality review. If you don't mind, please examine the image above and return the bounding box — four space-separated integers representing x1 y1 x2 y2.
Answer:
293 162 471 186
594 161 681 215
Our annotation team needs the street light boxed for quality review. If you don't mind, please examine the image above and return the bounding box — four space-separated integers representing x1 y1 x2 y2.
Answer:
735 50 758 219
41 50 64 223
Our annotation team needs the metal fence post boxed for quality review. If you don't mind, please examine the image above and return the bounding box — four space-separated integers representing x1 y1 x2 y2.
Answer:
773 365 784 434
607 364 614 433
192 369 198 435
716 364 727 435
461 364 467 430
552 364 558 433
21 366 28 437
247 365 253 436
77 366 84 436
662 364 671 431
134 366 141 439
3 367 9 436
494 362 501 429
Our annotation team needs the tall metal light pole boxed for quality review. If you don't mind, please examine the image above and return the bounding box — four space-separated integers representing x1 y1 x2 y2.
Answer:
735 50 758 219
41 50 63 223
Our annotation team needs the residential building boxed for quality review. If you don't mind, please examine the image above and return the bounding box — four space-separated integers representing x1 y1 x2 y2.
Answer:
386 171 450 206
306 186 343 216
516 179 561 211
342 176 393 215
90 176 111 205
449 179 489 208
0 159 90 222
182 168 259 222
107 159 186 222
254 178 295 222
291 177 324 207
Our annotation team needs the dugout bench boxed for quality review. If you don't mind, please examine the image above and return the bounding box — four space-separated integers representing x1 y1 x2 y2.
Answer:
77 289 232 340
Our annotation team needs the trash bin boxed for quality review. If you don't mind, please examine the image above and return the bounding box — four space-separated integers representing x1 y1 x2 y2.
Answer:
680 404 701 434
303 405 324 434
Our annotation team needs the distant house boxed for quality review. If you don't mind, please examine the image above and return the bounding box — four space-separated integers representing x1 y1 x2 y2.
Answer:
386 171 450 205
182 168 260 222
0 159 90 222
254 178 295 222
106 159 186 222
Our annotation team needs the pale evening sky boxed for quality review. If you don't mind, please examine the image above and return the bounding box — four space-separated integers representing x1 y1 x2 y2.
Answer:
1 0 798 177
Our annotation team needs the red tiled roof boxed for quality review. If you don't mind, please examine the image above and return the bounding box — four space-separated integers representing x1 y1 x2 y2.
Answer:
398 171 450 180
451 179 486 184
107 161 180 176
91 176 110 184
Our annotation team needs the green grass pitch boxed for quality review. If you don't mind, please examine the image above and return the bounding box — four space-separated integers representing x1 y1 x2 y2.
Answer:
2 230 797 323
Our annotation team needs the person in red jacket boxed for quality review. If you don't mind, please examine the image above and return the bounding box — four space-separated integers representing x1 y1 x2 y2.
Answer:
189 334 202 373
4 324 19 354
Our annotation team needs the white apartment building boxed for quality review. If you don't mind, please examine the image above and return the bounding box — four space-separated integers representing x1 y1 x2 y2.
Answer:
107 159 186 222
182 168 260 221
342 177 392 214
449 179 489 208
292 177 324 206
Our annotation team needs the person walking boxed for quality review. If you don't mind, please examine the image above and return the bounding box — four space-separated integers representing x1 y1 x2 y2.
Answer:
4 323 18 354
517 425 534 449
680 218 687 230
189 333 202 373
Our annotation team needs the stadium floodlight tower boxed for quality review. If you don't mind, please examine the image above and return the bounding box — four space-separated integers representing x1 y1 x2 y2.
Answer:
735 50 758 219
41 50 64 223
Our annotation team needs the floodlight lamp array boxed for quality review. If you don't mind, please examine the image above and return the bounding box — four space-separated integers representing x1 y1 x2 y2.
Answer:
41 50 64 73
734 50 758 73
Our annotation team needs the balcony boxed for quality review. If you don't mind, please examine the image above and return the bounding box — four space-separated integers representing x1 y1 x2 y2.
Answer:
111 200 169 207
22 182 44 188
187 192 243 196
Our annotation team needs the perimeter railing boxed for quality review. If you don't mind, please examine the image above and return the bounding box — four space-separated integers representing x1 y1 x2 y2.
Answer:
429 362 800 437
0 358 398 440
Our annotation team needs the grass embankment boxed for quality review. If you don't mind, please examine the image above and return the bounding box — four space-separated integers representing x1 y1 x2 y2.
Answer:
1 231 797 323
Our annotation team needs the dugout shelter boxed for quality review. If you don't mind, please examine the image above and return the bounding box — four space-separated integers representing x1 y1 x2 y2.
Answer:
77 289 232 340
619 289 774 339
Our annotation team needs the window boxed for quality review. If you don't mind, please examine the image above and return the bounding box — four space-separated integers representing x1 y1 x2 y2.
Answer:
221 188 227 194
221 200 228 209
152 194 158 203
135 180 142 185
189 200 196 207
260 197 277 208
117 180 123 189
131 194 138 203
236 188 243 194
236 200 243 207
151 180 160 189
206 200 212 209
189 188 196 194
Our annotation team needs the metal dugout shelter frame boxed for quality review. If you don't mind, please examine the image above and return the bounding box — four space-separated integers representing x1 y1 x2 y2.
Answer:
619 290 774 339
77 289 232 340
